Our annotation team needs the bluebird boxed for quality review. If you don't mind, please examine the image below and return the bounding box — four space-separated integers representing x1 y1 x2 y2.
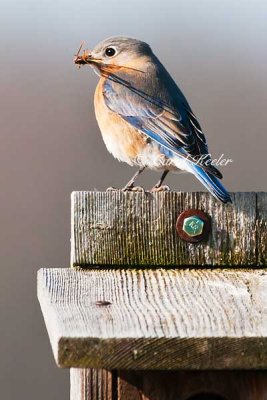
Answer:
74 37 231 203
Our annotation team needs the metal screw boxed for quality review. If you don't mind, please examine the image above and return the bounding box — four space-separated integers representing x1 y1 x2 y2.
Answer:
176 209 211 243
183 216 204 237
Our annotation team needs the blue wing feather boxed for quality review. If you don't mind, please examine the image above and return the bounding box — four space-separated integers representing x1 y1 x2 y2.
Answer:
100 65 231 202
102 71 222 178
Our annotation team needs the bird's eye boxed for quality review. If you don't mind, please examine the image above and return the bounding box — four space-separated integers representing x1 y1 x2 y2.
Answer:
105 47 116 57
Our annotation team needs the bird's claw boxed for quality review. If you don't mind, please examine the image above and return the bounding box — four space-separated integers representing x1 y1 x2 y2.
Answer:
106 186 145 193
106 187 120 192
122 185 145 193
151 185 170 192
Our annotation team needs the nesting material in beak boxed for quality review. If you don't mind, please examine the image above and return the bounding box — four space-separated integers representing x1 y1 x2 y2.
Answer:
73 42 93 66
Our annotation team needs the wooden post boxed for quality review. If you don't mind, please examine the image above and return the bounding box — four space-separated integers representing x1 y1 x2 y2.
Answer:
70 369 116 400
38 191 267 400
71 191 266 266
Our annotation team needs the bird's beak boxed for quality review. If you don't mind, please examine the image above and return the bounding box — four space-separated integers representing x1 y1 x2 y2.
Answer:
74 51 102 66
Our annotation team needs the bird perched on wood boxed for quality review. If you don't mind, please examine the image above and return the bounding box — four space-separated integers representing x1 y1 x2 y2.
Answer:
74 36 231 203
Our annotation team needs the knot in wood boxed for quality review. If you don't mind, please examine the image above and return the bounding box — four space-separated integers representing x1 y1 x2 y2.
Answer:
95 300 112 306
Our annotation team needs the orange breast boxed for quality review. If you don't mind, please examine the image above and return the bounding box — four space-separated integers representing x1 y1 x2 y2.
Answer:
94 78 147 164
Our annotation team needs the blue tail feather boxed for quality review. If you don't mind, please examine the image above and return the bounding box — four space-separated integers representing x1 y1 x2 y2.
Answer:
191 164 232 203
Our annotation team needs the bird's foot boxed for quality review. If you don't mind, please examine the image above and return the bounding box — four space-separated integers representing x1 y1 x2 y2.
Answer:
106 187 120 192
106 186 145 193
151 185 170 192
122 185 145 193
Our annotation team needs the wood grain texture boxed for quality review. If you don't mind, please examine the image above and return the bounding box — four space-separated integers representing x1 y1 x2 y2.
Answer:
118 371 142 400
70 369 115 400
117 370 267 400
257 192 267 266
71 191 263 267
38 268 267 369
69 369 267 400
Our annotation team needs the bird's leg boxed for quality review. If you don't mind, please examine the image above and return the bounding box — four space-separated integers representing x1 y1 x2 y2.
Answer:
106 167 145 192
122 167 145 192
151 170 170 192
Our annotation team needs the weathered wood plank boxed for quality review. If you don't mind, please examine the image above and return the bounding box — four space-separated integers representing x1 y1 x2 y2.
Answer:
118 370 267 400
70 369 267 400
71 191 262 267
70 369 115 400
71 369 267 400
69 369 267 399
257 192 267 266
38 268 267 369
117 371 142 400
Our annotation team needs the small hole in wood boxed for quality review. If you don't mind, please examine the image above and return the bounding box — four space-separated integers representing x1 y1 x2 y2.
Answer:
95 300 112 306
186 394 227 400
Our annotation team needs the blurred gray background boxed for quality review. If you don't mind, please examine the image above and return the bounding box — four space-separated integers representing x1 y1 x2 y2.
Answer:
0 0 266 398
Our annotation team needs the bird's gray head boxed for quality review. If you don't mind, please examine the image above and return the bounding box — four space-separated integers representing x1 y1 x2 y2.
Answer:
74 36 154 73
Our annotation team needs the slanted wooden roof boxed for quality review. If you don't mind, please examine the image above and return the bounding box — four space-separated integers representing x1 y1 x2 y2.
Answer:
38 267 267 369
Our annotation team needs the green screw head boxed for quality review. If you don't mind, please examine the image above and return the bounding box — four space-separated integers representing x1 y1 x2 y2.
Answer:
182 216 204 237
176 209 211 243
